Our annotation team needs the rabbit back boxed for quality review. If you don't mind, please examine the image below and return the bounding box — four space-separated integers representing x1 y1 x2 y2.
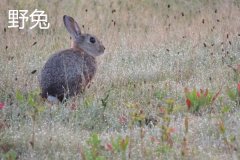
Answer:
40 49 96 101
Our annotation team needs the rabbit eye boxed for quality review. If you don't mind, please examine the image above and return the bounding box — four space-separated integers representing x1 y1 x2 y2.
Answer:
90 37 96 43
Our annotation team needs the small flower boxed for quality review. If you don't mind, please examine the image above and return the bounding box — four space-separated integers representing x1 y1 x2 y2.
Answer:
0 103 4 110
70 103 77 110
118 115 127 125
168 127 176 133
150 136 156 143
196 92 201 98
159 107 165 114
237 82 240 95
105 143 113 152
186 99 191 110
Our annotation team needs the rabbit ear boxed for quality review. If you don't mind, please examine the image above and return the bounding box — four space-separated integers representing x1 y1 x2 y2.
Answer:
63 15 81 39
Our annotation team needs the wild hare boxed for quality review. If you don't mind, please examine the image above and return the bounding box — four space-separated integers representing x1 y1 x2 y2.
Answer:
39 15 105 102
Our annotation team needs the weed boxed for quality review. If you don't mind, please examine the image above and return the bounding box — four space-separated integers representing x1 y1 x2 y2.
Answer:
15 90 46 148
184 88 221 113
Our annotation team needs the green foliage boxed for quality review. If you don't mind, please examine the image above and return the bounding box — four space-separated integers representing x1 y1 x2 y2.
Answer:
157 145 172 154
227 88 238 101
15 90 46 149
226 83 240 106
87 133 101 151
84 96 94 108
15 90 46 114
81 133 106 160
81 134 129 160
1 149 17 160
185 88 220 113
101 90 110 109
221 105 231 114
109 136 129 160
164 98 175 114
16 90 24 103
110 136 129 153
154 90 167 101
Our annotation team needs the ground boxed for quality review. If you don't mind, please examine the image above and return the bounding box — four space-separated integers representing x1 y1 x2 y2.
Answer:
0 0 240 159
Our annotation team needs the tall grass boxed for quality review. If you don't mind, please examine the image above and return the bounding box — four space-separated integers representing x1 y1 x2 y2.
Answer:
0 0 240 159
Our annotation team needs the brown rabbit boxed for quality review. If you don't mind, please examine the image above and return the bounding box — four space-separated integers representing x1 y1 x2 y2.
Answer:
39 15 105 102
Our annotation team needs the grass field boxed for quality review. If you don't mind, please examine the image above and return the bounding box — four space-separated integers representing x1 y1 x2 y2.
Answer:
1 0 240 159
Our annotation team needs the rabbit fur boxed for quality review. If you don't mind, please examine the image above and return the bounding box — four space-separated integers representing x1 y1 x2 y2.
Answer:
39 15 105 102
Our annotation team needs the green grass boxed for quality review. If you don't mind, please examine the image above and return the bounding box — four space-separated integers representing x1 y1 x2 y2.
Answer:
1 0 240 159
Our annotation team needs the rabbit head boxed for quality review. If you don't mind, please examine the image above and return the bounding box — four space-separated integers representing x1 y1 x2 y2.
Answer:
63 15 105 57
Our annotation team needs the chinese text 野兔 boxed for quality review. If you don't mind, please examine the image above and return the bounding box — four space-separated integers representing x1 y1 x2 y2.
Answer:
8 9 50 30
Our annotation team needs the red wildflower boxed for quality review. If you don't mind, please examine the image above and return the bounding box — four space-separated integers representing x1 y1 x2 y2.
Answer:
70 103 77 110
118 115 127 125
196 92 201 98
0 103 4 110
159 107 165 114
168 127 176 133
237 82 240 95
105 143 113 152
186 99 191 110
150 136 156 143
